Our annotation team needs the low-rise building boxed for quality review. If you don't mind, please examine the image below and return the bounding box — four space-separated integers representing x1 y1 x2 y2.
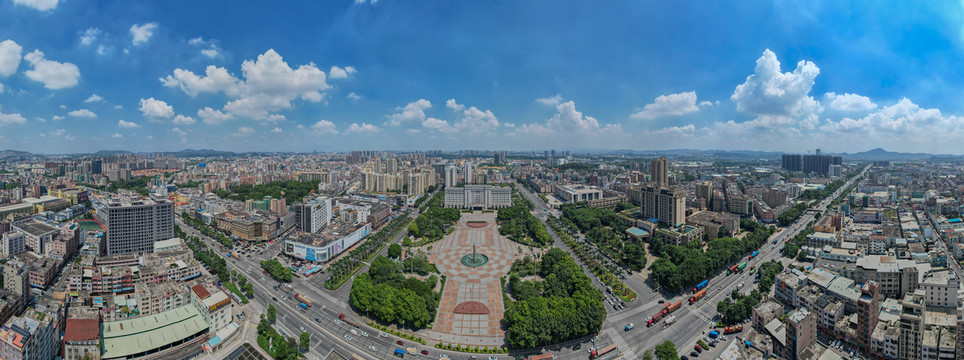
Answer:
283 221 371 262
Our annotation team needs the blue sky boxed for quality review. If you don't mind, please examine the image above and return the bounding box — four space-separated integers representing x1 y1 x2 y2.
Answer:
1 1 964 154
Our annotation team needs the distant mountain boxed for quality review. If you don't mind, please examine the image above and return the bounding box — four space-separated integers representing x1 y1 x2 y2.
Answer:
842 148 960 161
168 149 240 157
92 150 133 156
0 149 35 159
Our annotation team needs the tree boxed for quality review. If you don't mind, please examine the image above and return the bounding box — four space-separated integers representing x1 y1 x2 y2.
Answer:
642 350 654 360
388 243 403 258
797 250 809 262
654 340 679 360
622 244 647 271
267 305 277 323
299 331 310 352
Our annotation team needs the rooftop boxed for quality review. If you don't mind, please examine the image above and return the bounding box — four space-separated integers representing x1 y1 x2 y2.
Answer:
64 318 100 342
288 221 365 247
13 220 59 237
102 304 208 358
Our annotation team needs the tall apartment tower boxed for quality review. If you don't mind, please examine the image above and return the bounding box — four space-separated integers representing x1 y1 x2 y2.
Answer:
651 157 669 186
294 197 331 234
784 307 816 360
695 181 713 201
463 162 474 185
782 154 803 172
858 281 880 350
94 196 174 255
900 289 926 360
640 184 686 227
445 166 457 188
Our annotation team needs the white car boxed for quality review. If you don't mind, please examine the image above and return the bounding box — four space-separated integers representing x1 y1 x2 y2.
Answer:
344 334 352 341
369 345 377 352
360 330 369 337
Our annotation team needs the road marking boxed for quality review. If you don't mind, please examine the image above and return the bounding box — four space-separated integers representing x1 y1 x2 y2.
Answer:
605 328 638 360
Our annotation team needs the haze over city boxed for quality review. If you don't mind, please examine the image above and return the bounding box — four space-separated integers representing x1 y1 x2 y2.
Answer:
0 1 962 153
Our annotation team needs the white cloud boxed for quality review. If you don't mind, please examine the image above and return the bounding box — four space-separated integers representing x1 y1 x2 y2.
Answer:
0 40 23 76
512 101 623 138
535 94 563 106
354 0 378 4
346 122 380 133
630 91 700 120
271 127 282 133
23 50 80 89
129 23 158 46
197 107 234 124
171 127 187 136
112 133 123 138
68 109 96 118
84 94 104 103
824 92 878 112
11 0 58 11
188 37 220 58
234 126 255 137
310 120 338 134
731 49 820 117
699 101 714 106
445 99 464 111
160 65 241 97
503 123 515 128
173 115 195 125
96 45 110 56
162 49 330 120
346 92 361 101
79 28 100 46
51 115 64 121
148 135 153 140
328 66 356 79
0 82 3 93
114 105 123 109
386 99 431 126
0 112 26 126
117 119 140 128
406 129 421 134
138 97 174 119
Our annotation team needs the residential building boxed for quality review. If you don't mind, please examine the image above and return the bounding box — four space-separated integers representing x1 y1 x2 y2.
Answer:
1 232 25 257
651 157 669 186
764 189 787 208
190 283 233 333
752 300 784 332
921 270 958 309
783 154 802 172
335 199 391 225
900 289 926 360
294 196 331 234
444 185 512 210
0 300 63 360
62 317 99 360
94 196 174 255
858 281 880 350
695 181 713 202
779 307 817 360
640 184 686 227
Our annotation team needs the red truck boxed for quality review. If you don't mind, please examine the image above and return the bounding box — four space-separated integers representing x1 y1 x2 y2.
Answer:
590 344 617 359
689 289 707 305
646 310 665 327
664 300 682 314
338 313 360 328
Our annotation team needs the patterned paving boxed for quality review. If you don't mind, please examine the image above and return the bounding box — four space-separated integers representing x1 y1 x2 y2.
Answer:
427 212 525 344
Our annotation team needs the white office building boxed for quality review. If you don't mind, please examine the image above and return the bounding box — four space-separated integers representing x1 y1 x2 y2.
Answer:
94 196 174 256
444 185 512 210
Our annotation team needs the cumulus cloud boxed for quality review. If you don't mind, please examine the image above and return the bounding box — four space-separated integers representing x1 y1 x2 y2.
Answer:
171 127 187 137
51 115 64 121
197 107 234 124
139 97 174 120
630 91 700 120
23 50 80 89
68 109 96 118
386 99 431 126
130 23 158 45
354 0 378 4
0 112 27 126
732 49 820 117
535 94 563 106
160 66 241 96
328 66 356 79
117 119 140 128
112 133 123 138
346 122 380 133
445 99 465 111
234 126 255 137
824 92 877 112
173 115 195 125
0 40 23 76
346 92 361 101
84 94 104 103
11 0 58 11
162 49 331 120
79 28 100 46
310 120 338 134
513 101 622 137
271 127 282 133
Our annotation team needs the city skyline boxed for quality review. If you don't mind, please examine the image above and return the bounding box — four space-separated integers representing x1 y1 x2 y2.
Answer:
2 1 964 153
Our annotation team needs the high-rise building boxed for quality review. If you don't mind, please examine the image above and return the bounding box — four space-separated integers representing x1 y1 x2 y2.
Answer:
784 307 816 360
763 190 787 208
640 184 685 227
858 281 880 350
294 197 331 234
94 196 174 256
651 157 669 186
900 289 926 360
782 154 803 172
445 166 457 188
463 162 474 185
695 181 713 201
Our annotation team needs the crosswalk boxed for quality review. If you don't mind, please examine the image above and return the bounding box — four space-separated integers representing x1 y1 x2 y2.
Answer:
606 328 638 360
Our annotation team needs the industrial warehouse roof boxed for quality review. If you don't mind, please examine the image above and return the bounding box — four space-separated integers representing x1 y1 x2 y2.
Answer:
101 304 208 359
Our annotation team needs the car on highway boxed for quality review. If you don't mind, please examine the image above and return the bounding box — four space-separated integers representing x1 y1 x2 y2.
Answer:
344 334 352 341
380 332 388 337
360 330 368 337
272 297 277 301
300 326 306 332
368 345 377 352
